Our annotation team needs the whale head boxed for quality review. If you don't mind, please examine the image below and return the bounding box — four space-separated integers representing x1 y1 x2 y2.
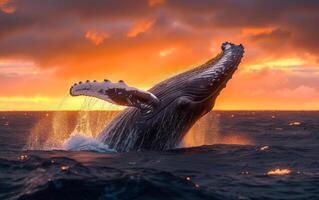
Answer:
149 42 244 116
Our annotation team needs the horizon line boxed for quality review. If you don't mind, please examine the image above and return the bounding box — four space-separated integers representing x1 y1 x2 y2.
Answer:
0 109 318 112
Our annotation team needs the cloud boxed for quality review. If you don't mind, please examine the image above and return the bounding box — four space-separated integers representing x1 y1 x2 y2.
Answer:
85 30 110 45
0 0 15 13
126 19 155 37
148 0 165 7
0 0 318 110
1 0 318 66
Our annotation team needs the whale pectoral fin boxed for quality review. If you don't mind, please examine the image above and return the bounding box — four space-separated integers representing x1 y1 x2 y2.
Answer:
69 80 159 110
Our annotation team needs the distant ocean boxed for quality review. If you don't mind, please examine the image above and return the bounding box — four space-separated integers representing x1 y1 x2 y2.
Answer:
0 111 319 200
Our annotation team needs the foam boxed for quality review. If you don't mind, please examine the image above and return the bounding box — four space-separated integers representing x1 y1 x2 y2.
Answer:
63 133 116 153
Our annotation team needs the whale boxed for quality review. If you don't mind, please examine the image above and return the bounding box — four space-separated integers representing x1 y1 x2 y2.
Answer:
70 42 244 152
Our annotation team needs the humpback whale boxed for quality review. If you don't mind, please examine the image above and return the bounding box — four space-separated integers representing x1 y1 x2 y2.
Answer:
70 42 244 152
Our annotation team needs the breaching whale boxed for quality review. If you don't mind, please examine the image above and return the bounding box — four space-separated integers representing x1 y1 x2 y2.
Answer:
70 42 244 152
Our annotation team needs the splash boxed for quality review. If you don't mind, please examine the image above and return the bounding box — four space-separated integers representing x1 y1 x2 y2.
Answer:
25 97 118 151
63 133 115 152
181 112 253 147
27 98 253 151
181 113 220 147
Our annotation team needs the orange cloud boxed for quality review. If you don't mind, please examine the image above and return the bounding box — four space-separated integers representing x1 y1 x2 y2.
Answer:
85 30 110 45
1 0 319 110
241 27 275 36
148 0 165 7
126 19 155 38
0 0 15 13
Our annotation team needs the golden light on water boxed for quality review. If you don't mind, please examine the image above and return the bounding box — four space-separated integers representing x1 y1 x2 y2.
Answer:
215 134 253 145
17 154 28 161
260 146 269 151
289 121 302 126
267 168 291 176
60 165 70 172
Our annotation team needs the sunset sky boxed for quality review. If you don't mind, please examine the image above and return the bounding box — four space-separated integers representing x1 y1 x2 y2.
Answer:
0 0 318 110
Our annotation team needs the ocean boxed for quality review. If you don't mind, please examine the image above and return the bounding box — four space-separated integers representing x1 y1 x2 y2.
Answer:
0 111 318 199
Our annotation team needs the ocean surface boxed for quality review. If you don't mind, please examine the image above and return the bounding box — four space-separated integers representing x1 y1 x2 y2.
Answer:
0 111 319 200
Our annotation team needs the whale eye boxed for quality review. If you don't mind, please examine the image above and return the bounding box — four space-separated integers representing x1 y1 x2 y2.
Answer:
177 97 192 109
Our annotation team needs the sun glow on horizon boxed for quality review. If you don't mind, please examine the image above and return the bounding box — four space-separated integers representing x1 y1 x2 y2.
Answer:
247 58 306 71
0 0 318 111
0 96 124 111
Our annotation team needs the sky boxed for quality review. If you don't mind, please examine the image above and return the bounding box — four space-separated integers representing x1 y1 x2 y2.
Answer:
0 0 318 111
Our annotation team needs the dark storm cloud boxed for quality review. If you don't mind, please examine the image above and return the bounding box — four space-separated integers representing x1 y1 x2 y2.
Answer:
285 14 319 56
9 0 152 19
165 0 319 27
1 0 319 70
0 0 156 41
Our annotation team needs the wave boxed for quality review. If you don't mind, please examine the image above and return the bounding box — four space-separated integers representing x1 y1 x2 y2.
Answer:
63 133 116 152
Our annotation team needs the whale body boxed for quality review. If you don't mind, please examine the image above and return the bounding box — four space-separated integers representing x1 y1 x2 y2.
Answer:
70 42 244 152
